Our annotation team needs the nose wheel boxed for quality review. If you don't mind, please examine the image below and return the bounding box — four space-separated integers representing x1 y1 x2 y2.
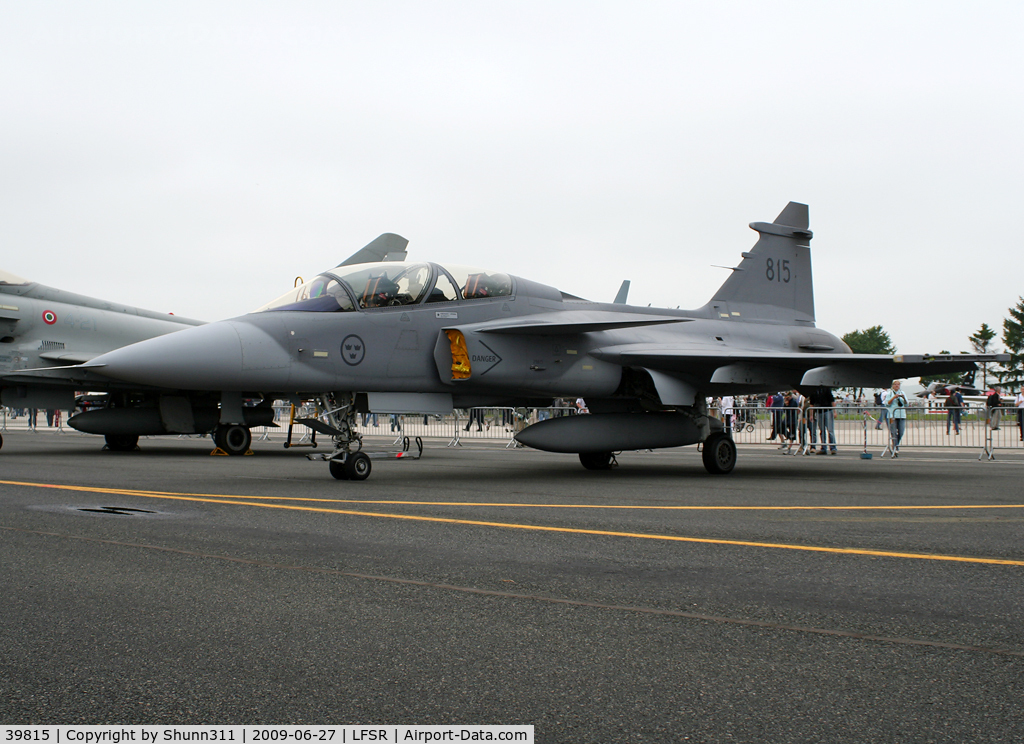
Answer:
329 451 372 481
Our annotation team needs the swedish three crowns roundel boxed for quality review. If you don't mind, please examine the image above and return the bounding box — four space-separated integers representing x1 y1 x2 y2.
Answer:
341 334 365 365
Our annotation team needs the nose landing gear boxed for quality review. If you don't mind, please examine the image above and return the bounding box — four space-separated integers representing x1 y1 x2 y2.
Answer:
301 392 423 480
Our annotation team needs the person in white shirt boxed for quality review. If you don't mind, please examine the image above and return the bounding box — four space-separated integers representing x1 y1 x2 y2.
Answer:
721 395 734 434
1016 389 1024 441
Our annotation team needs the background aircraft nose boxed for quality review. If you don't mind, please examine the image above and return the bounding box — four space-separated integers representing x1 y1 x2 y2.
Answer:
90 321 244 389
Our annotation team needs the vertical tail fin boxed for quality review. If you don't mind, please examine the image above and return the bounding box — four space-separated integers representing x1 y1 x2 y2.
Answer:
336 233 409 267
707 202 814 324
613 280 630 304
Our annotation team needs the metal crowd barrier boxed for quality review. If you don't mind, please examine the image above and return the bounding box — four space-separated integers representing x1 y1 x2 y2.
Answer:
5 402 1022 459
717 405 1024 458
250 405 582 448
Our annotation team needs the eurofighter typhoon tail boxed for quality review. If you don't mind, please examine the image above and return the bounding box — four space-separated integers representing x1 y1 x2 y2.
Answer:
48 203 1005 478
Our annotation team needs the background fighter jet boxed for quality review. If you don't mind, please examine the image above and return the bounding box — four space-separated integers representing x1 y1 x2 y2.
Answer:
42 203 1004 478
0 269 204 450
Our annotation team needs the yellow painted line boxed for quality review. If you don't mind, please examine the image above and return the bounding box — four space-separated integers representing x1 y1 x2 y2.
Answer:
3 479 1024 567
2 479 1023 512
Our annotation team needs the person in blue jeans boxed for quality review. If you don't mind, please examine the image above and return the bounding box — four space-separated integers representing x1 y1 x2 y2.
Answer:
945 389 963 435
883 379 909 456
810 386 837 454
874 390 888 429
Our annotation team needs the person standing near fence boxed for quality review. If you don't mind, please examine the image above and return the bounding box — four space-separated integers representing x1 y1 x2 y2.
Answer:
721 394 734 434
1015 388 1024 441
873 390 888 429
986 387 1003 430
798 390 814 454
464 408 483 431
883 379 909 456
767 391 784 441
945 388 963 435
784 390 801 453
810 386 837 454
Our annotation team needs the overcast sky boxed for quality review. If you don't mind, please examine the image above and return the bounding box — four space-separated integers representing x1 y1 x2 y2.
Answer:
2 1 1021 355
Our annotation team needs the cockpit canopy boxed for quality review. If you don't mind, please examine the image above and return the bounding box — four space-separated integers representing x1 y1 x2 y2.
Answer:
255 262 514 313
0 270 30 286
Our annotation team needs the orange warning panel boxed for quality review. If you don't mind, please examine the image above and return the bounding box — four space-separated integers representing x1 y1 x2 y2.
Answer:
445 329 471 379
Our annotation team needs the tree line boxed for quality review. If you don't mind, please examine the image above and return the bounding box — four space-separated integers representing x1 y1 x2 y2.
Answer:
841 296 1024 390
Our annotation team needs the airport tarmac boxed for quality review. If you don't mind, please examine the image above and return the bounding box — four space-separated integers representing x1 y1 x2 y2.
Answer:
2 431 1023 741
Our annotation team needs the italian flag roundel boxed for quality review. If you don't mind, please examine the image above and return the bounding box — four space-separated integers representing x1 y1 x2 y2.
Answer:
42 310 57 324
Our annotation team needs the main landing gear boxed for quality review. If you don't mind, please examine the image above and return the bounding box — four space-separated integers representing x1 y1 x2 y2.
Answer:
573 435 737 474
701 432 737 474
213 424 252 456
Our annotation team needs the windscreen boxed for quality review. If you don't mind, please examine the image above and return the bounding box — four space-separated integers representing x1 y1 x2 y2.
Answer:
256 275 355 313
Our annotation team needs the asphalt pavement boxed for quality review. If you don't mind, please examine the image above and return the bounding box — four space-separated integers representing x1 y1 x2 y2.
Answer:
1 430 1023 742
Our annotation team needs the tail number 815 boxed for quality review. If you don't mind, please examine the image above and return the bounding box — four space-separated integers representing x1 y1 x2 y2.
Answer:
766 258 790 283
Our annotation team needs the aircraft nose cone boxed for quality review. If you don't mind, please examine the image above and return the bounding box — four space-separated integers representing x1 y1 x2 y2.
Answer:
90 321 244 389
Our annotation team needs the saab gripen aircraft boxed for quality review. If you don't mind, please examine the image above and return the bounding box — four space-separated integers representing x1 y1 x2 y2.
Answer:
0 233 409 453
29 203 1004 479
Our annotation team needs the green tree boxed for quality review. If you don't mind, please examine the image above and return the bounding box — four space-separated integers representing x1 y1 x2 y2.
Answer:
842 325 896 355
969 322 999 389
1000 297 1024 390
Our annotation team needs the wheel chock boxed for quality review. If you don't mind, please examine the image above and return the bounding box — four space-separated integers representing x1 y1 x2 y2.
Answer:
210 447 229 456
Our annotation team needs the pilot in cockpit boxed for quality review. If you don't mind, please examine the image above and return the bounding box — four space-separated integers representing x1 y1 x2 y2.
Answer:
464 273 498 299
361 274 401 307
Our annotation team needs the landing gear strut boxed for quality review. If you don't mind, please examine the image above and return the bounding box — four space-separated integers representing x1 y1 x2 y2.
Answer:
301 393 423 480
314 393 366 480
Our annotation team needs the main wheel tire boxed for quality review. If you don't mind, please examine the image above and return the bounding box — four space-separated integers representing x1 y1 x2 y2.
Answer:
345 451 372 481
214 424 251 456
104 434 139 452
329 459 350 480
579 451 614 470
702 432 737 474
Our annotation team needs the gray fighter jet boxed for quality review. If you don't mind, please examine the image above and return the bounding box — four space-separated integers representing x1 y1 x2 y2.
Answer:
0 269 205 450
1 233 410 453
42 203 1004 477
